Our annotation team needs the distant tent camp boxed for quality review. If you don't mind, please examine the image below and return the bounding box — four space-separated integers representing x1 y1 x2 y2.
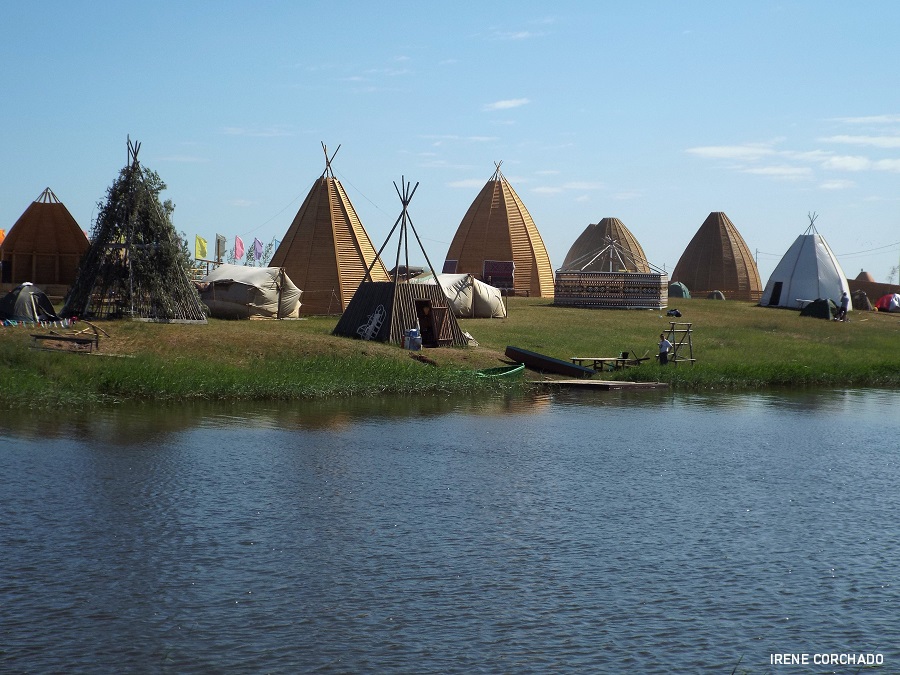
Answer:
672 212 761 301
875 293 900 312
0 283 60 323
759 213 850 311
1 187 89 287
62 138 207 323
444 163 554 298
334 177 467 347
269 144 390 316
198 264 302 319
409 273 507 318
562 217 651 273
669 281 691 299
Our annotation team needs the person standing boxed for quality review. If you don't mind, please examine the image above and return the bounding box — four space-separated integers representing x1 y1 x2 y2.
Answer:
658 332 673 365
836 291 850 321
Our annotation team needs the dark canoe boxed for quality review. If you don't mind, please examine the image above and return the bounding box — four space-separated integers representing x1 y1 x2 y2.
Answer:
475 364 525 378
504 346 595 378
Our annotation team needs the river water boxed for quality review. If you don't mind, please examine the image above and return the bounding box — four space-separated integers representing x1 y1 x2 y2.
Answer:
1 389 898 674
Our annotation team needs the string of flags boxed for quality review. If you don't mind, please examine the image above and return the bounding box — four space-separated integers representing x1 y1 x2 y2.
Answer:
194 234 275 262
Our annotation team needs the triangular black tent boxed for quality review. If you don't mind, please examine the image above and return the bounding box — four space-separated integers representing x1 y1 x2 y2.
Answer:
799 298 838 320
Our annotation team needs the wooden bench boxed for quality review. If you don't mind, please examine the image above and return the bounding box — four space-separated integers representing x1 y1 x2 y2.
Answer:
30 323 102 353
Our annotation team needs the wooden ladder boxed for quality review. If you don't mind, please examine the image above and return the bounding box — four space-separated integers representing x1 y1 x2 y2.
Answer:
665 321 695 366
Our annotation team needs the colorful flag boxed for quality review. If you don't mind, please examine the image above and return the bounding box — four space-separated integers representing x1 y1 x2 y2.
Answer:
215 233 227 261
195 235 207 260
253 237 263 261
235 235 245 260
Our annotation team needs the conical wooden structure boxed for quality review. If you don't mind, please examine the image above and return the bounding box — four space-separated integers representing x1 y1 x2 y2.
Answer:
561 217 651 273
672 211 762 301
270 144 390 315
62 139 207 322
1 187 89 287
334 178 467 348
444 163 554 298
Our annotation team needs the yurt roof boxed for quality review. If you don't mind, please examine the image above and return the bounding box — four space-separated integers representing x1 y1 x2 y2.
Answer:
2 187 89 255
269 144 390 315
855 269 876 282
560 217 651 273
444 163 554 298
672 211 761 301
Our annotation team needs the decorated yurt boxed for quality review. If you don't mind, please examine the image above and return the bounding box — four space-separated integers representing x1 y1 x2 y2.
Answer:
759 214 850 310
561 217 651 273
1 187 89 288
443 163 554 298
270 145 390 315
555 235 668 310
672 212 761 301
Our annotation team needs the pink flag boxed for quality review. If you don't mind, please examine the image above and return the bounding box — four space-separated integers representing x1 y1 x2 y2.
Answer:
253 237 263 261
235 236 245 260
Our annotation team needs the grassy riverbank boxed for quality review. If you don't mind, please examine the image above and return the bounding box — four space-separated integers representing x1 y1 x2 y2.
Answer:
2 297 899 407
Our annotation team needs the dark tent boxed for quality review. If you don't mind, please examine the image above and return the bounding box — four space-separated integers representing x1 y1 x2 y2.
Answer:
0 283 61 323
799 298 838 320
851 290 873 311
668 281 691 298
707 290 726 300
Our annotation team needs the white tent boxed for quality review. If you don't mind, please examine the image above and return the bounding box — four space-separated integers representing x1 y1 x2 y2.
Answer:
759 220 850 310
409 273 507 318
199 264 302 319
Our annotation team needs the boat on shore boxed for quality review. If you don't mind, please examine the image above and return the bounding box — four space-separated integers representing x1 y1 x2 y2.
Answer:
475 363 525 378
504 345 595 378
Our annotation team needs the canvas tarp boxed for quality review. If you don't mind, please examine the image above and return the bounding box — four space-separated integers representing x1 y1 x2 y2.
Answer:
409 273 507 318
0 283 61 322
199 264 302 319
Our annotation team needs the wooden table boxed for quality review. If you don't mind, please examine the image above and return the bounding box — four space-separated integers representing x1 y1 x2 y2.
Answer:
571 356 650 372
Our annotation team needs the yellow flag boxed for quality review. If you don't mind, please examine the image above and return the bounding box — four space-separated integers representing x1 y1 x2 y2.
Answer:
195 235 207 260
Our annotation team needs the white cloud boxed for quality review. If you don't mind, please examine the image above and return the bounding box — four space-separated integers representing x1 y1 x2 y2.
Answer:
484 98 530 111
562 181 605 191
742 166 812 179
819 179 855 190
832 115 900 125
820 134 900 148
874 158 900 172
686 144 776 161
821 155 871 171
532 186 564 195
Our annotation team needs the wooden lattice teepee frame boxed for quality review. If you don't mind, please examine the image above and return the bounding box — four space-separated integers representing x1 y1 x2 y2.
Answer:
62 138 207 323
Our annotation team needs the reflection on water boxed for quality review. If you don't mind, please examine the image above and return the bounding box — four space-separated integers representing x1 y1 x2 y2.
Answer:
1 388 899 674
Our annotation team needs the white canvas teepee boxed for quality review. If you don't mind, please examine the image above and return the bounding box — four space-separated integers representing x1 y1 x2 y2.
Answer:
759 214 850 310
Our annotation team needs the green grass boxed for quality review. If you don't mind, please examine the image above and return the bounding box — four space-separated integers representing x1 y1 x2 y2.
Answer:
2 296 898 408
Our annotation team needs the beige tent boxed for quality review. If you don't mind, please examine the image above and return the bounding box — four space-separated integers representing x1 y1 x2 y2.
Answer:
1 187 89 287
199 264 301 319
409 272 507 318
444 164 554 298
561 217 651 273
672 212 762 301
269 145 390 315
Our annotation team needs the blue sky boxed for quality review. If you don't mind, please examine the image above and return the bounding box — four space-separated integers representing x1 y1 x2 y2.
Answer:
3 1 899 284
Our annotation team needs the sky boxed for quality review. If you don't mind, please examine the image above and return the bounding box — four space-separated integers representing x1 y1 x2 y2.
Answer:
2 1 900 285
